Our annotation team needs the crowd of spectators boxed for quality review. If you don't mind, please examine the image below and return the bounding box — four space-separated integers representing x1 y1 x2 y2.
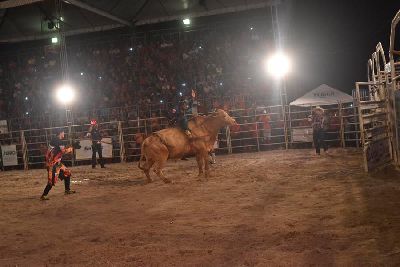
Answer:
0 24 275 128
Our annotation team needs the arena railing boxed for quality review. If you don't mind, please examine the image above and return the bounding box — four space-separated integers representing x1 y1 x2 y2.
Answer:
0 104 362 171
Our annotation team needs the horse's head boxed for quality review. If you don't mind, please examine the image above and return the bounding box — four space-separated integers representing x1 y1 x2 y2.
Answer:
214 109 237 126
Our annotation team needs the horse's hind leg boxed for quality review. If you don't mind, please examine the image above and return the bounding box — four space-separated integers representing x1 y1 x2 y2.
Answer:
153 157 171 184
142 159 155 183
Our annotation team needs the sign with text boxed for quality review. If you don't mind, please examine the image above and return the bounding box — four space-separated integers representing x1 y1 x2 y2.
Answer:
75 138 113 160
1 145 18 166
292 128 313 142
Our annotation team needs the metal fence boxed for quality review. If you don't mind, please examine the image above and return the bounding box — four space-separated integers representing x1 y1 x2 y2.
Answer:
0 104 362 171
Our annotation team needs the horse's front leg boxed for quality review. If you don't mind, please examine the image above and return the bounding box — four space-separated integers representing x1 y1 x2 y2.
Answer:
196 154 204 178
203 152 210 178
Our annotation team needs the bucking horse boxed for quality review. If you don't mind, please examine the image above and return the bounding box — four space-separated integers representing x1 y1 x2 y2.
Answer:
138 109 237 183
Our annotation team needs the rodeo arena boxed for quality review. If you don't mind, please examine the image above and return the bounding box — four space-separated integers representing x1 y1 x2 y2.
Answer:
2 0 400 266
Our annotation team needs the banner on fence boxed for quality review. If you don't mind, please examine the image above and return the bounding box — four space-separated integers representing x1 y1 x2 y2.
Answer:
1 145 18 166
102 138 113 158
292 128 313 142
75 138 113 160
0 120 8 134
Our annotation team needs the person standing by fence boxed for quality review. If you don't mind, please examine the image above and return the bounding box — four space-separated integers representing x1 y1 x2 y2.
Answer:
87 119 105 168
310 106 328 155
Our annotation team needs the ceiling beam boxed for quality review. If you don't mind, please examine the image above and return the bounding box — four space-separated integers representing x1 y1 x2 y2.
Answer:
135 0 281 26
0 0 44 9
0 23 123 43
62 0 132 27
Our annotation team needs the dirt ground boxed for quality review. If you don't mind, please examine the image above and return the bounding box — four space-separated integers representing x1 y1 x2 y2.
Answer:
2 148 400 266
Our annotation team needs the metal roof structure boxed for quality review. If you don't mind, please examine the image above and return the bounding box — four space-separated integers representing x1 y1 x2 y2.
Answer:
0 0 279 42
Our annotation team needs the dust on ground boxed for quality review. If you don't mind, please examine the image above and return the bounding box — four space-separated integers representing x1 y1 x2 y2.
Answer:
1 148 400 266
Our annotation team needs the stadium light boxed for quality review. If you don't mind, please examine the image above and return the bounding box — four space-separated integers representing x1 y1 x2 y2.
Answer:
56 84 75 104
51 37 58 44
183 18 191 25
265 51 291 79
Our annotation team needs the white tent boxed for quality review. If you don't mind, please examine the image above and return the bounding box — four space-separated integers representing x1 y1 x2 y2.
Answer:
290 84 354 106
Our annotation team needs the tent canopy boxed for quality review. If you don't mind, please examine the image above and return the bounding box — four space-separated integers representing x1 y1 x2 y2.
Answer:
290 84 353 106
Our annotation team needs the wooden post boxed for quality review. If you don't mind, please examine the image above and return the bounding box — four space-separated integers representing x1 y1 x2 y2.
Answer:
21 131 28 170
288 105 292 147
355 83 368 172
226 126 232 154
255 117 260 152
339 102 345 148
118 121 126 163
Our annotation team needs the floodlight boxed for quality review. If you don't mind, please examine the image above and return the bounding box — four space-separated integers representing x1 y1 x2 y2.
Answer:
51 37 58 44
266 52 291 79
56 84 75 104
183 18 191 25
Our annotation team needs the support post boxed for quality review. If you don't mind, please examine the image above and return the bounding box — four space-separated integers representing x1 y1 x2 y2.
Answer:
21 130 28 170
118 121 126 162
226 126 232 154
339 102 345 148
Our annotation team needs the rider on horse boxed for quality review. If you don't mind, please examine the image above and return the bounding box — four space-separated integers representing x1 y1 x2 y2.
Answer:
168 90 196 137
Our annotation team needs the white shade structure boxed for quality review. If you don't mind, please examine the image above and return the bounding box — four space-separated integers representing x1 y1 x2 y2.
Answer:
290 84 353 106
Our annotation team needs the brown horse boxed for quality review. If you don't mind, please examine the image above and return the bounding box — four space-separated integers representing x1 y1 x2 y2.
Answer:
138 109 237 183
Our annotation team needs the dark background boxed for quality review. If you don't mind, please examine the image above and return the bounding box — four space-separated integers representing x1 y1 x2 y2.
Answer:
286 0 400 98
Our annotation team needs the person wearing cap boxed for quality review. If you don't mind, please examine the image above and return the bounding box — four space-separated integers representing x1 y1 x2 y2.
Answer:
309 106 328 155
40 129 76 200
87 119 105 168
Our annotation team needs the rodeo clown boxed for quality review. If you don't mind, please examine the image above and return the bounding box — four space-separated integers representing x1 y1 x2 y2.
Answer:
40 129 77 200
87 119 105 168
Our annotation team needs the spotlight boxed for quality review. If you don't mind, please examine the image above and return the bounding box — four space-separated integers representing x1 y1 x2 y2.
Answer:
56 84 75 104
265 52 291 79
183 18 191 25
51 37 58 44
182 83 186 87
129 47 133 51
